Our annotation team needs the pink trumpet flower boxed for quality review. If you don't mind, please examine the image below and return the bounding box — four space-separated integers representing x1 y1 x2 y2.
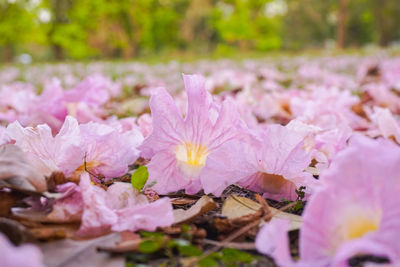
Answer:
7 116 143 181
77 173 174 236
256 135 400 266
7 116 83 177
202 124 317 200
139 74 242 194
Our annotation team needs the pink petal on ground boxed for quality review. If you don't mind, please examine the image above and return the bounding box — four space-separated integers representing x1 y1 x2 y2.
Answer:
76 173 118 237
105 182 148 210
112 197 174 232
256 218 294 267
0 233 44 267
47 182 83 222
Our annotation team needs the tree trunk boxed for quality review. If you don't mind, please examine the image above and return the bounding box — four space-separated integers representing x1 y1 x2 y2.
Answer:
336 0 348 49
53 44 63 61
1 44 13 62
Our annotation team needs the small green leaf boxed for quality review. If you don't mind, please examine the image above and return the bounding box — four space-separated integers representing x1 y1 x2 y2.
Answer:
181 224 190 233
221 248 255 264
138 240 163 254
177 245 202 257
140 231 164 238
131 166 149 191
198 256 219 267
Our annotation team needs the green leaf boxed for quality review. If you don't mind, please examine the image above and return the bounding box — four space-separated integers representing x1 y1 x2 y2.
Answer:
140 231 164 238
198 252 221 267
181 224 191 233
138 240 163 254
177 245 202 257
198 256 219 267
221 248 255 264
131 166 149 191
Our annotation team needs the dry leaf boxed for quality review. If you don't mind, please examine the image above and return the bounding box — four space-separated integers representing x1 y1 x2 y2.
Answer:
221 195 261 219
0 217 36 245
12 208 54 223
173 195 217 224
97 239 142 254
270 207 302 231
170 197 197 205
29 223 80 240
46 172 69 192
221 195 301 231
0 190 24 216
216 195 263 237
214 209 262 238
0 144 46 192
97 231 142 253
39 233 123 267
161 225 206 244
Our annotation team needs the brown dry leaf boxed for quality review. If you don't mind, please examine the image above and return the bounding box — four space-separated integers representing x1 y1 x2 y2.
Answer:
97 231 142 253
170 197 197 205
221 195 301 231
39 232 123 267
270 207 302 231
214 209 262 238
11 208 54 223
29 223 80 240
0 190 24 216
221 195 261 219
173 195 217 224
351 103 368 119
216 195 263 238
46 171 69 192
0 144 46 192
161 225 206 244
97 238 142 254
0 217 36 245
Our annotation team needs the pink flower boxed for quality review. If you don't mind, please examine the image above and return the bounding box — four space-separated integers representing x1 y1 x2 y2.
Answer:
0 233 44 267
76 173 118 236
137 113 153 138
202 124 316 200
33 78 68 131
0 125 10 146
8 116 143 181
73 121 142 180
256 135 400 266
77 173 174 237
47 182 84 223
368 107 400 143
64 74 119 123
139 74 242 194
7 116 83 177
255 218 298 267
64 74 110 107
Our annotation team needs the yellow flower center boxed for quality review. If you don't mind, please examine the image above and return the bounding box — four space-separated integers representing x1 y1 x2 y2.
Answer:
329 208 382 255
343 214 380 240
175 142 209 179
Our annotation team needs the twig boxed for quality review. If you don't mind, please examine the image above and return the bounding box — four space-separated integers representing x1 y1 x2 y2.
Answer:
83 152 101 180
202 239 256 250
191 201 297 266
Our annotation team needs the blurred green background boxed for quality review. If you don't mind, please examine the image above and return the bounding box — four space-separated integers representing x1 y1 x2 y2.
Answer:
0 0 399 62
